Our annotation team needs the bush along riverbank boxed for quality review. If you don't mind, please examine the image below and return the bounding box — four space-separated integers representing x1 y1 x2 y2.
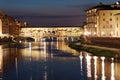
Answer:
68 42 118 57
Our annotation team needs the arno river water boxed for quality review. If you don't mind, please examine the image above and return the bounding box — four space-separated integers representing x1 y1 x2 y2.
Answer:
0 41 120 80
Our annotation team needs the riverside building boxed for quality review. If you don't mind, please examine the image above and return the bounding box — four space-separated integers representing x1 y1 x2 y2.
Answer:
0 11 24 38
85 2 120 37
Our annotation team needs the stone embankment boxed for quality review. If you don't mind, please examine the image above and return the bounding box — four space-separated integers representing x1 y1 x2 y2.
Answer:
0 37 14 44
83 36 120 49
69 36 120 58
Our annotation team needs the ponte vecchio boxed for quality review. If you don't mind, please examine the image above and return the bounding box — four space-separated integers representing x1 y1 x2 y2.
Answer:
20 26 83 41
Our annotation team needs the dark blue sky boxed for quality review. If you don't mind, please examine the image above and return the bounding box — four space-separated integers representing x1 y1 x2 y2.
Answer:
0 0 118 26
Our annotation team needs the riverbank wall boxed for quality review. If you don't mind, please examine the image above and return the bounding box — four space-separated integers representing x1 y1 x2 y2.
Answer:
84 37 120 49
0 37 13 43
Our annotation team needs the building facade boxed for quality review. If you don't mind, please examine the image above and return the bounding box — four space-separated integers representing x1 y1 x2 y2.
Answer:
85 2 120 37
0 11 9 37
0 11 24 38
115 13 120 37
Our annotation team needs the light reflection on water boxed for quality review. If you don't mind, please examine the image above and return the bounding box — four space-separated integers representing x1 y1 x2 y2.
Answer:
0 42 120 80
86 54 92 78
93 56 98 80
111 58 115 80
101 57 105 80
80 51 120 80
1 42 80 80
0 46 3 80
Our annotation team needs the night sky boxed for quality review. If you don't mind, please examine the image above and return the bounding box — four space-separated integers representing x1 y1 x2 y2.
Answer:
0 0 118 26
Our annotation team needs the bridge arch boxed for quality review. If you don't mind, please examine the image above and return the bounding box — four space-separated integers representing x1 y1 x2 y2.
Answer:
20 26 83 42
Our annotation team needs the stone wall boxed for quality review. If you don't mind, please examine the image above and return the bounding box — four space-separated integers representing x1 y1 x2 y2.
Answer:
85 37 120 48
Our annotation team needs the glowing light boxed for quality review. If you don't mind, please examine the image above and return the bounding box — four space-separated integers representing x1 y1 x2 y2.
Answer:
0 46 2 72
79 52 83 60
0 19 2 36
110 32 114 36
15 58 18 80
111 58 115 80
43 41 47 59
93 56 98 80
101 32 105 35
84 32 88 35
43 41 48 80
19 40 22 43
101 57 106 80
116 1 120 4
94 32 96 35
84 31 91 36
29 42 32 49
79 52 83 77
86 54 92 78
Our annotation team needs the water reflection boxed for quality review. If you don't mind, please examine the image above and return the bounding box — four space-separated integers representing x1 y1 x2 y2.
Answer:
15 57 18 80
0 46 3 80
0 42 120 80
79 52 87 80
101 57 105 80
111 58 115 80
86 54 92 78
93 56 98 80
81 51 120 80
43 41 48 80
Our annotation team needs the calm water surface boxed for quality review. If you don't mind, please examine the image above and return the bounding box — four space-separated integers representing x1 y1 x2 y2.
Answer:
0 41 120 80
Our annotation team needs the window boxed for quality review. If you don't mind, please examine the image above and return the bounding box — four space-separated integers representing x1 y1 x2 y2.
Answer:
103 25 105 28
103 18 105 21
116 17 118 20
110 25 112 28
117 32 118 36
110 18 112 21
110 13 112 16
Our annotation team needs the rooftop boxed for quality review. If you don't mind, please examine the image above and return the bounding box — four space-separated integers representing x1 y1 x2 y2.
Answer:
86 1 120 11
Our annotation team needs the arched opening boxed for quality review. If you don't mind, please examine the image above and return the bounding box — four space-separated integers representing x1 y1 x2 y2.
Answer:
52 31 55 34
26 37 35 42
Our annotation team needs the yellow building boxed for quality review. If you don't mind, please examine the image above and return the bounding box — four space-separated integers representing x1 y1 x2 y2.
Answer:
86 2 120 37
0 19 2 36
115 13 120 37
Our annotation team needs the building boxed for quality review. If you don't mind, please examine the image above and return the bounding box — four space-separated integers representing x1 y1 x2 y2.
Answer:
115 13 120 37
85 2 120 37
0 11 24 38
20 26 83 41
0 11 9 37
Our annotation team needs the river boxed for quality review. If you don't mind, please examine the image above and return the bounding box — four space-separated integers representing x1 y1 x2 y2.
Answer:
0 41 120 80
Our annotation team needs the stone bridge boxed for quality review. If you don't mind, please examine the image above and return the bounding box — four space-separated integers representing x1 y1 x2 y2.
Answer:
20 26 83 42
